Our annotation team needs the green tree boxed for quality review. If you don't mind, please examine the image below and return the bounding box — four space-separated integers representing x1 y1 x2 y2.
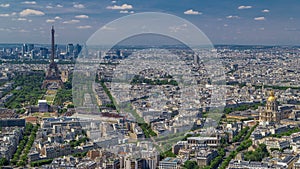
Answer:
0 158 8 166
30 159 53 167
183 160 199 169
244 144 269 161
161 149 176 158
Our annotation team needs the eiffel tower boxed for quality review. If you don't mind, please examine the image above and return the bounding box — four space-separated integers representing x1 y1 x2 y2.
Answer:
42 26 64 89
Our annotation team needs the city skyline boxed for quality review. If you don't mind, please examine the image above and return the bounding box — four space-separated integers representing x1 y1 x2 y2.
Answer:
2 1 300 168
0 0 299 45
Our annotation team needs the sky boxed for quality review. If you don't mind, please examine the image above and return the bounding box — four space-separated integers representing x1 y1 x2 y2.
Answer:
0 0 299 45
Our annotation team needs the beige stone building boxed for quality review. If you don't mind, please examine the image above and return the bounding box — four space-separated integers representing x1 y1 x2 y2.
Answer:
259 91 294 123
259 91 281 123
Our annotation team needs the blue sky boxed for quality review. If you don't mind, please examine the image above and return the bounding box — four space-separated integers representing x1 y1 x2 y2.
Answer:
0 0 299 45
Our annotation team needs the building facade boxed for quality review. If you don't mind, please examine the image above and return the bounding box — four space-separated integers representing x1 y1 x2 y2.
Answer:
259 91 281 123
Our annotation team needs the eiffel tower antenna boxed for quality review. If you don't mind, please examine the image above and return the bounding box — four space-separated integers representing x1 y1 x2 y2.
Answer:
51 26 55 64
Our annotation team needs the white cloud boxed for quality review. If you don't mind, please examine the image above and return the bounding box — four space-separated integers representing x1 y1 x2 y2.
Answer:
0 3 10 8
20 9 45 17
46 19 55 23
22 1 36 5
73 4 85 9
120 10 129 14
284 28 298 31
119 10 134 14
111 1 116 3
262 9 270 13
238 6 252 10
226 15 240 19
63 19 80 24
77 25 92 29
0 13 10 17
17 18 27 21
224 24 228 27
0 28 13 32
56 4 63 8
106 4 133 10
254 17 265 21
259 27 265 30
184 9 202 15
46 5 53 9
54 16 62 20
19 29 29 33
0 28 11 32
75 15 89 19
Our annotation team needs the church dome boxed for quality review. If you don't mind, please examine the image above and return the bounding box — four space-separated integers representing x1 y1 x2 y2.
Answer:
267 91 276 102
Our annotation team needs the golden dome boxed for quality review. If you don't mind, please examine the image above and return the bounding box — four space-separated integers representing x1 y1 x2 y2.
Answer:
267 91 276 102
